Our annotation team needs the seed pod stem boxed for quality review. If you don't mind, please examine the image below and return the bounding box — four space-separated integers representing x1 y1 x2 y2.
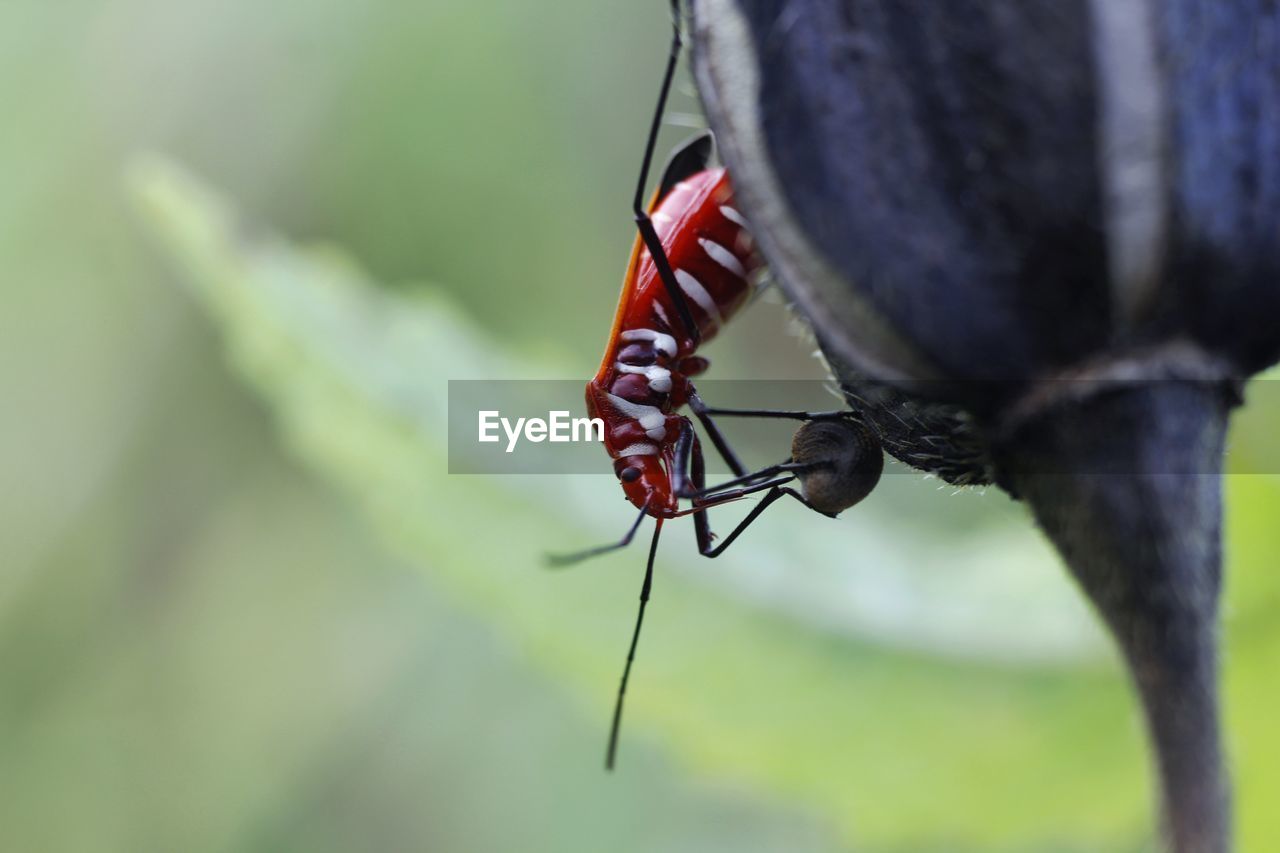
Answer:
998 381 1231 853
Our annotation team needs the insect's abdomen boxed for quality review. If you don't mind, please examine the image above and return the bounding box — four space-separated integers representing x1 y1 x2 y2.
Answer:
590 168 761 480
634 169 761 352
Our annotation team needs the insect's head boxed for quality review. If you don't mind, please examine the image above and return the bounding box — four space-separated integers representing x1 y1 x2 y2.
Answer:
614 454 676 516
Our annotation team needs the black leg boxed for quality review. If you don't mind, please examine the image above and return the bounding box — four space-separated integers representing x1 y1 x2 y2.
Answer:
545 503 649 568
687 390 748 478
695 476 801 506
606 517 664 771
693 460 815 499
671 417 785 500
669 417 698 499
697 406 849 421
688 426 714 553
671 410 814 500
631 0 702 346
698 486 811 558
680 424 810 555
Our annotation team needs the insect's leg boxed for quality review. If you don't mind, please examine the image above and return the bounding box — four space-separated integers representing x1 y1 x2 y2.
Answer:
670 415 786 498
696 405 850 421
700 487 805 557
683 392 829 497
693 477 802 506
692 460 815 499
632 0 702 346
685 390 748 479
545 503 649 568
634 221 700 347
606 517 663 771
669 417 698 499
633 0 683 217
684 427 805 554
691 432 798 550
688 426 715 553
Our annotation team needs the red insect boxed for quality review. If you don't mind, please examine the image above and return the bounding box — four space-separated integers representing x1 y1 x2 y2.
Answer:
587 143 761 517
552 0 883 771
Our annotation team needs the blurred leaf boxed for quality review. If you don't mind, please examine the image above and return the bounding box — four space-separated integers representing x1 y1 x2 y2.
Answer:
136 158 1280 851
1223 473 1280 851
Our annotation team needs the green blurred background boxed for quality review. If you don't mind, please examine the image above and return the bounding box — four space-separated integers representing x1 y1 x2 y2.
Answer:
3 2 1278 851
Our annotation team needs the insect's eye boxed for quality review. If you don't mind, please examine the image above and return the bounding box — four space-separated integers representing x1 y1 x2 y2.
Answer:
619 466 642 483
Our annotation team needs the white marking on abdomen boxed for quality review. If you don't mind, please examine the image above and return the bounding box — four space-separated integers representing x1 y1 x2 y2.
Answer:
616 442 659 457
651 301 672 330
676 269 723 326
720 206 748 228
620 328 677 359
698 238 746 278
616 364 673 393
607 393 668 441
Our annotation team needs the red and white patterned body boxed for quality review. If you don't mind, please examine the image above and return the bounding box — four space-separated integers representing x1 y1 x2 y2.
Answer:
586 168 762 516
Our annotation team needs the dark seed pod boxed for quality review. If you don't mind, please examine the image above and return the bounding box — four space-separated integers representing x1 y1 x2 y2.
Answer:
790 418 883 516
691 2 1280 849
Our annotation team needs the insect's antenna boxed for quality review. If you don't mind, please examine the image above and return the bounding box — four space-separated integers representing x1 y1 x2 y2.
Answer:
605 517 663 771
